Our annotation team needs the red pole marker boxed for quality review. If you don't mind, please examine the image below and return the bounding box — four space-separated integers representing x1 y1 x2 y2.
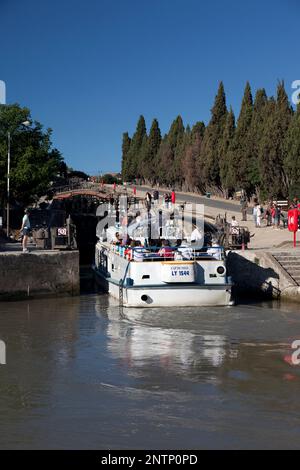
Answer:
288 209 299 248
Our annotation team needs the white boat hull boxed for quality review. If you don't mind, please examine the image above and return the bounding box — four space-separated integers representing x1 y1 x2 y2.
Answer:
94 241 234 308
94 270 232 307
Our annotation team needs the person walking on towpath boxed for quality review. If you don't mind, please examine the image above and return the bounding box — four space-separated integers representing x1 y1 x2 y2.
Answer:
20 209 31 253
256 202 262 227
152 189 159 206
253 203 258 227
241 198 248 221
145 192 152 211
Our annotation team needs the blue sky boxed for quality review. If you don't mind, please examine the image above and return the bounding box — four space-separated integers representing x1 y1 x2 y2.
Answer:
0 0 299 174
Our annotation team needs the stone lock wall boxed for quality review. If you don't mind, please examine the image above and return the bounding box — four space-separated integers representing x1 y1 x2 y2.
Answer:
0 251 80 300
227 250 300 301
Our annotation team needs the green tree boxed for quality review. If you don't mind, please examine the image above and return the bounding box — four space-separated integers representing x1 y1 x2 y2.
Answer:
200 82 227 190
124 115 147 181
0 104 64 205
157 116 185 187
156 136 173 186
229 82 253 194
182 121 205 191
248 88 268 196
259 82 293 198
284 103 300 198
140 118 161 183
219 108 235 195
121 132 131 180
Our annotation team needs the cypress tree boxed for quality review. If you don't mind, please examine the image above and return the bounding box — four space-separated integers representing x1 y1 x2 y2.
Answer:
219 108 235 196
259 82 293 198
125 115 147 181
140 118 161 184
275 81 293 193
168 115 185 151
156 136 173 186
121 132 131 180
229 82 253 194
284 103 300 198
200 82 227 190
158 116 185 187
248 88 268 196
258 97 277 198
183 121 205 192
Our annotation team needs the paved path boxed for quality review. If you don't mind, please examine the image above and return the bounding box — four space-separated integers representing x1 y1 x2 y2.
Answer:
136 185 244 214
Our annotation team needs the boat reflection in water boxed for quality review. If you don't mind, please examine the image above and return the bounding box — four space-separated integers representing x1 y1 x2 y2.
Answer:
95 297 238 383
95 295 300 394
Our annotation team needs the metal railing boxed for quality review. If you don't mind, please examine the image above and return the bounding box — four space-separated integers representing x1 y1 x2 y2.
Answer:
110 244 225 262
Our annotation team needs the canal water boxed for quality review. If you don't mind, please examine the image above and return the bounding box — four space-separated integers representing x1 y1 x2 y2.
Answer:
0 294 300 449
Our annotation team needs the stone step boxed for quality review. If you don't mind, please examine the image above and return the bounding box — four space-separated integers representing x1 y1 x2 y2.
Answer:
273 256 300 262
275 265 300 271
271 254 300 285
277 264 300 273
277 263 300 269
273 261 300 268
272 252 300 257
287 271 300 278
277 255 300 258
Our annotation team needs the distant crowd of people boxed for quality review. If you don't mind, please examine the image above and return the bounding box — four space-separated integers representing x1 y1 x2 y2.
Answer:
238 195 299 229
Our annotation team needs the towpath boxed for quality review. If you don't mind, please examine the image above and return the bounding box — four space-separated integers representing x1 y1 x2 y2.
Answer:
133 185 293 250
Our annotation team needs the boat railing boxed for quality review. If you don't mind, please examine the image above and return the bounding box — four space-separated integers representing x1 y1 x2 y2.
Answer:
108 244 225 262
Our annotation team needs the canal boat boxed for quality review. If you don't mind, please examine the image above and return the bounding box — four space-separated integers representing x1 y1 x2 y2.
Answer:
93 225 233 308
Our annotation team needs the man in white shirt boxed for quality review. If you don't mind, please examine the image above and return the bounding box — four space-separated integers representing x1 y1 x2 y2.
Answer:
20 209 31 253
230 216 239 228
